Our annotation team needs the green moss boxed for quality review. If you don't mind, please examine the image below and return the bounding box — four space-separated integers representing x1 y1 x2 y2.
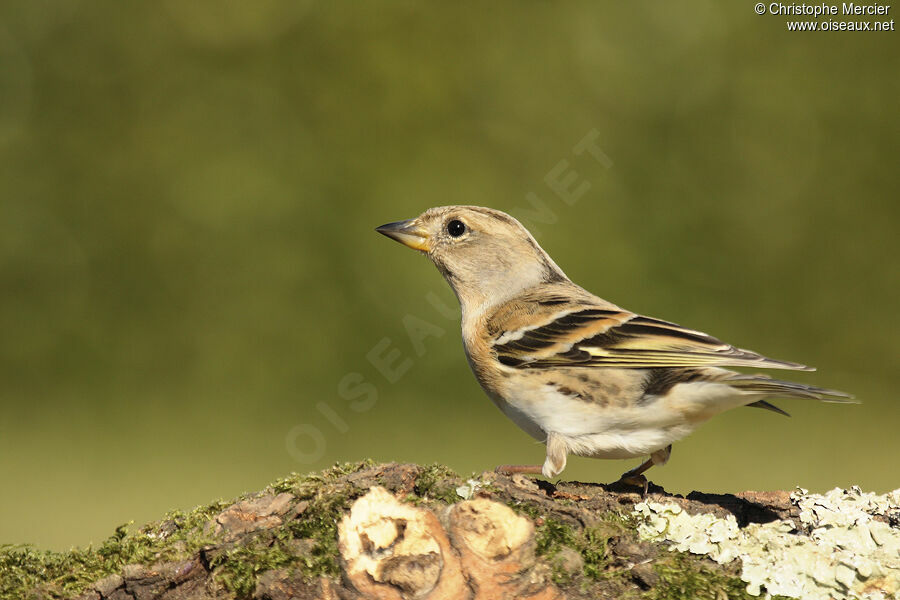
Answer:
648 552 756 600
285 488 348 577
211 532 299 598
267 461 376 579
510 500 543 520
0 498 229 600
412 463 460 504
534 517 576 557
579 527 611 580
647 551 796 600
269 460 375 495
0 462 376 600
533 516 621 586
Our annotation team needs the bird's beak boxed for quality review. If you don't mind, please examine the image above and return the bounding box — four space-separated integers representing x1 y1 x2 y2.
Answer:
375 219 431 252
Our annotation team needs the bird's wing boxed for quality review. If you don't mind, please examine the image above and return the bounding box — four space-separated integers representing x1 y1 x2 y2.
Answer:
488 301 813 372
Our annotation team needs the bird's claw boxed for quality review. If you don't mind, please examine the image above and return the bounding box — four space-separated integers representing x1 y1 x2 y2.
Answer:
618 473 650 497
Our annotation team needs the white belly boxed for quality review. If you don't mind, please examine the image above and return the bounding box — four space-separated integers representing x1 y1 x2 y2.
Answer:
494 381 703 459
565 426 696 459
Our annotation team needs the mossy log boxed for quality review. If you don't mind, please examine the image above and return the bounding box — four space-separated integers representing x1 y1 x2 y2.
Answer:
2 462 897 600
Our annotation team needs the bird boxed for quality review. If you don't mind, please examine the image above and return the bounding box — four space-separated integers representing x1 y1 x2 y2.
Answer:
375 206 853 492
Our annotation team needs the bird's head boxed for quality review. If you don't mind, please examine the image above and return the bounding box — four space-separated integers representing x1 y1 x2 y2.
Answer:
376 206 567 313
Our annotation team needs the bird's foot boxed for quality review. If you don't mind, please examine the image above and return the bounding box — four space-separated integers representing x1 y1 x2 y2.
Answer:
615 454 658 497
617 473 650 497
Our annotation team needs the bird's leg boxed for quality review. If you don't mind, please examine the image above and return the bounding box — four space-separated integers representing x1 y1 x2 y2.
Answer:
494 464 544 475
497 432 569 478
617 445 672 496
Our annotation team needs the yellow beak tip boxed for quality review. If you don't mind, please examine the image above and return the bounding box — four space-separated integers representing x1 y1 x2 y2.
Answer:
376 219 431 252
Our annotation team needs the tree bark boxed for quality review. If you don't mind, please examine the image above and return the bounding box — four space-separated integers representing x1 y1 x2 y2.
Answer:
10 462 897 600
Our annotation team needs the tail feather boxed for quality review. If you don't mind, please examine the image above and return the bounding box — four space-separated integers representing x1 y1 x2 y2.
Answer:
726 373 856 404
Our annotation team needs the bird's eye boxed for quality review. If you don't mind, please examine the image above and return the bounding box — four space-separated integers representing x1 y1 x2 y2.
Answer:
446 219 466 237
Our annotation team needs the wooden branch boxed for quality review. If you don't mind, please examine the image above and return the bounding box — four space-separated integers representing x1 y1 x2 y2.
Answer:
7 462 896 600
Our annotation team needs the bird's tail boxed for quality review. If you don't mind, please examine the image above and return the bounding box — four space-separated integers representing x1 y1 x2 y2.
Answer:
725 373 856 417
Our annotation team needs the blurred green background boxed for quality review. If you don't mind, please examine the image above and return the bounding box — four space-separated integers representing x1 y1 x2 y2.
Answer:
1 1 897 550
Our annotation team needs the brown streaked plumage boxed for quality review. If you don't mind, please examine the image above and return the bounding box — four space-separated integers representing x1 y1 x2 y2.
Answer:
376 206 854 488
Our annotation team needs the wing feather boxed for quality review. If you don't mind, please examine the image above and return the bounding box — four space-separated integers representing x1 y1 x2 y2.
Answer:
490 304 813 371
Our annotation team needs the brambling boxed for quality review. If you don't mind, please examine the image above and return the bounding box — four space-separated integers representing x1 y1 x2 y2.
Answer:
376 206 853 490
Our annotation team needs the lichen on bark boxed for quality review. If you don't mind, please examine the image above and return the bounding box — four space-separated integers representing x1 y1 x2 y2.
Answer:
634 487 900 599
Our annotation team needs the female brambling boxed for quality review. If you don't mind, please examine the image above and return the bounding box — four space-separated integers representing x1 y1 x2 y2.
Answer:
376 206 852 490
